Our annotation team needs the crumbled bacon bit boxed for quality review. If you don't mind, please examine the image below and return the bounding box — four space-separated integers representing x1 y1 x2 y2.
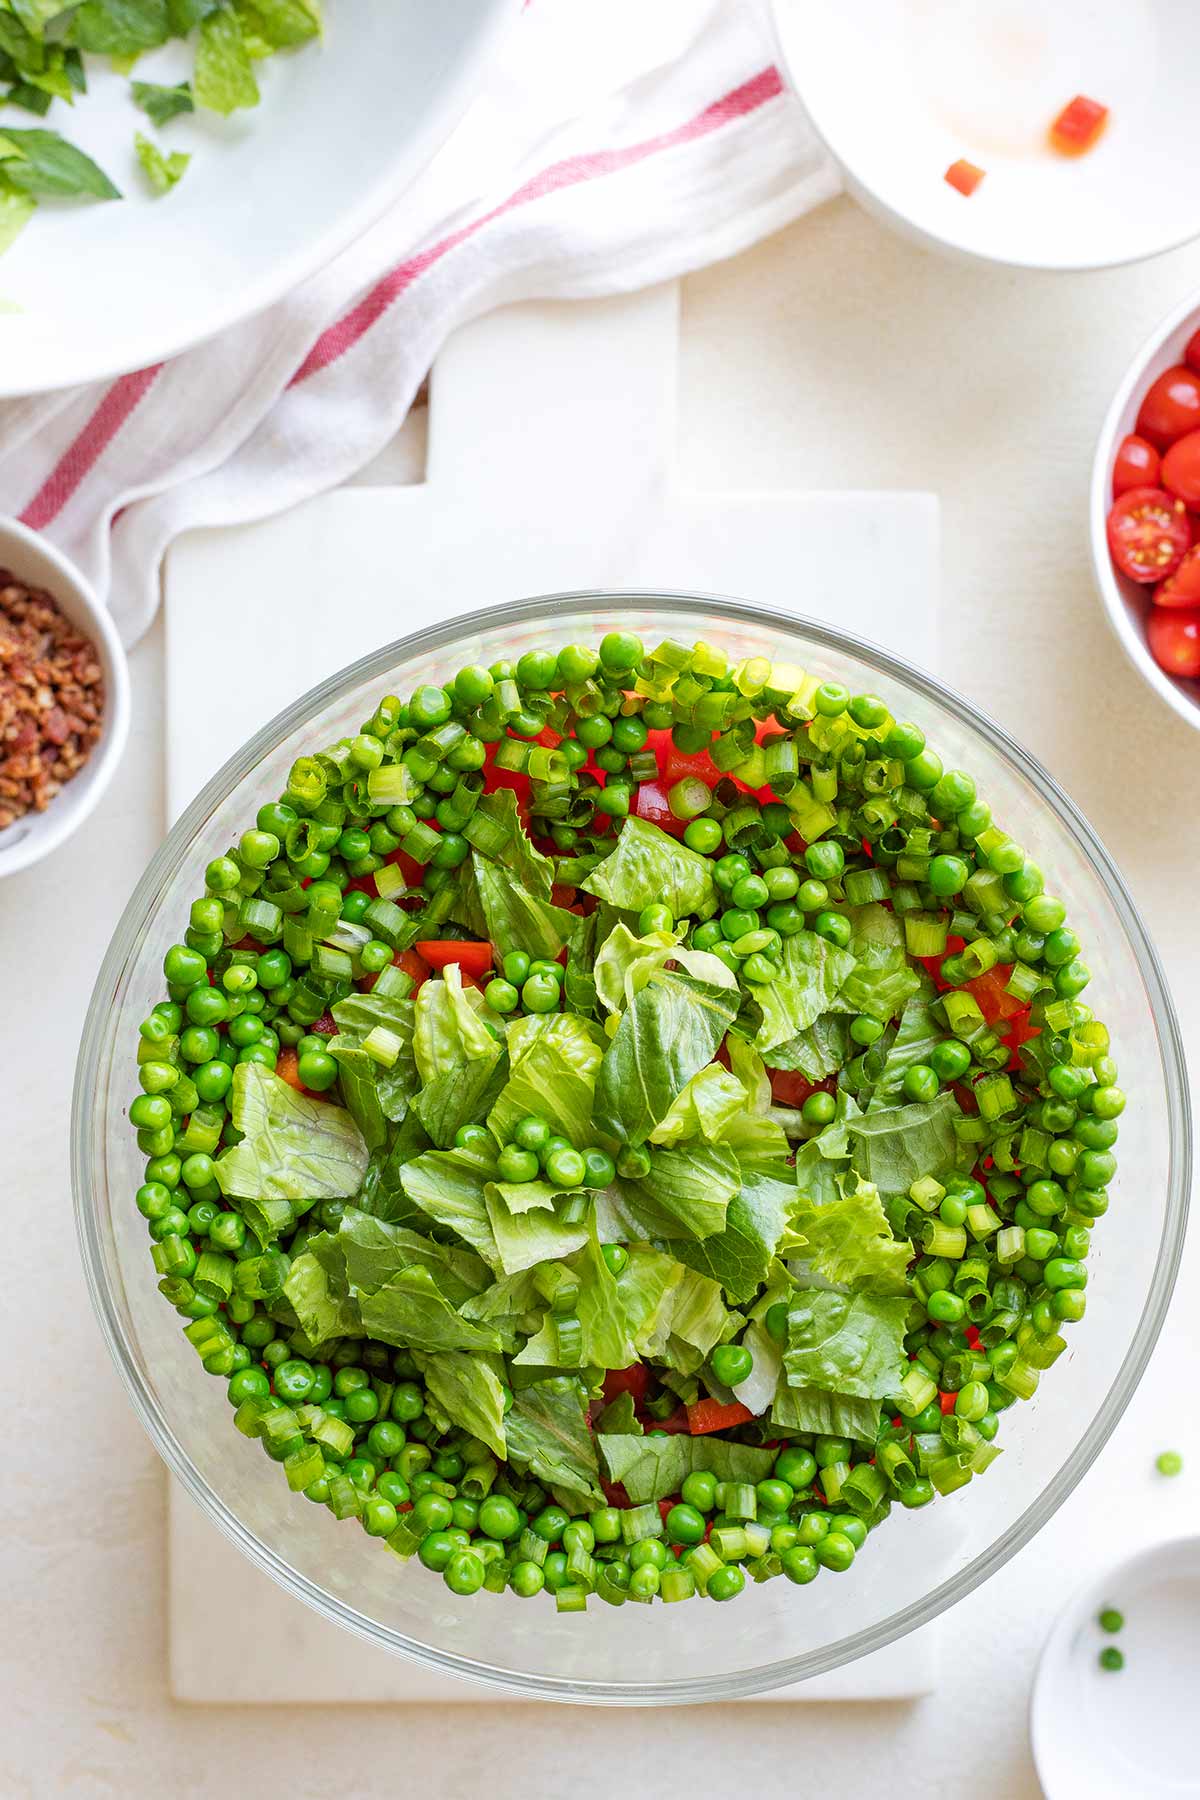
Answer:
0 570 104 830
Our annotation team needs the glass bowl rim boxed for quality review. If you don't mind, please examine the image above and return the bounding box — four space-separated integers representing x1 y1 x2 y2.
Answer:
72 587 1192 1705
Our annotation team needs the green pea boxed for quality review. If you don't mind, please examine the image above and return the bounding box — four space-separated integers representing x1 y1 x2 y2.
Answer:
710 1342 753 1386
522 972 560 1013
684 817 723 854
598 631 643 673
544 1145 585 1188
485 977 520 1014
497 1144 539 1184
903 1064 940 1103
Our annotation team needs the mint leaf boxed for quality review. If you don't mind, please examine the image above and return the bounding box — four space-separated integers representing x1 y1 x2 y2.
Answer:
131 78 194 126
582 816 717 920
134 130 188 193
0 127 119 198
194 5 258 113
783 1291 910 1400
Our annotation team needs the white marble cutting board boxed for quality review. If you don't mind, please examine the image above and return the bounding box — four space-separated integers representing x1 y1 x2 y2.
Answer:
163 280 941 1703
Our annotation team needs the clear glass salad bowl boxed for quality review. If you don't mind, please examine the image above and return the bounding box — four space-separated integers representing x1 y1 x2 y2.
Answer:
73 591 1190 1705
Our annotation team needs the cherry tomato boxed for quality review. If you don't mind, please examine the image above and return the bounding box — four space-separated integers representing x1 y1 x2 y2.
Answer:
1186 329 1200 377
1137 367 1200 448
1148 607 1200 679
944 158 985 197
1154 546 1200 608
1112 434 1160 497
1106 487 1191 584
1160 430 1200 508
1049 95 1108 157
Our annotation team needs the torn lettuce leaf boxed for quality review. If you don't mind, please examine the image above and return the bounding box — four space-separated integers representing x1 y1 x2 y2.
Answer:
413 1350 507 1459
483 1186 592 1275
488 1011 604 1150
786 1174 912 1295
669 1159 795 1305
839 903 922 1024
648 1062 747 1148
783 1290 910 1400
398 1140 500 1265
619 1139 740 1241
410 965 506 1147
869 985 942 1106
770 1376 882 1445
503 1376 604 1508
846 1090 960 1196
582 816 717 920
761 1012 851 1080
596 1433 775 1505
213 1062 368 1206
752 928 857 1054
593 964 739 1146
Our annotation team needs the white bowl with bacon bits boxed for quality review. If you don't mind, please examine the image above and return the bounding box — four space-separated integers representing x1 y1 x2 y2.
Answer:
0 518 130 877
1090 291 1200 734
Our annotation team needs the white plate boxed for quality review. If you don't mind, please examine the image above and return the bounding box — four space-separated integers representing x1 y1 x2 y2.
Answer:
770 0 1200 271
0 0 517 395
1031 1536 1200 1799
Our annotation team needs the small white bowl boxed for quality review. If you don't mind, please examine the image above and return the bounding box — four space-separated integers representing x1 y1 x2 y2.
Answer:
1090 289 1200 733
769 0 1200 271
0 518 130 877
1030 1536 1200 1799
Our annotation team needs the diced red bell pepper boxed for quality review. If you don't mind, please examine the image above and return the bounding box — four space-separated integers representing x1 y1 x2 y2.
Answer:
551 884 577 910
939 1391 958 1415
415 940 493 978
662 746 721 789
686 1398 753 1435
944 158 985 197
275 1048 304 1091
310 1011 338 1037
768 1067 834 1110
967 966 1025 1025
602 1363 650 1407
1049 95 1108 157
386 849 427 890
394 948 431 992
633 780 685 837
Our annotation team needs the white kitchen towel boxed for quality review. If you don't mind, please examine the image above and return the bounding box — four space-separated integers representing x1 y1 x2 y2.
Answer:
0 0 837 645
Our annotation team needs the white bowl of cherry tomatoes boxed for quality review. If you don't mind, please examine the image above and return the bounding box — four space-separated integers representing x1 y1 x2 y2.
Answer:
1092 292 1200 731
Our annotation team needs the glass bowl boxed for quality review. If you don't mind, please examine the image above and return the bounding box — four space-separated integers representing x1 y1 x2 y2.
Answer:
73 591 1190 1705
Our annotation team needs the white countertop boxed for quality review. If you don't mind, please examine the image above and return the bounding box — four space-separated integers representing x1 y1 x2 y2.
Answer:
6 195 1200 1798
